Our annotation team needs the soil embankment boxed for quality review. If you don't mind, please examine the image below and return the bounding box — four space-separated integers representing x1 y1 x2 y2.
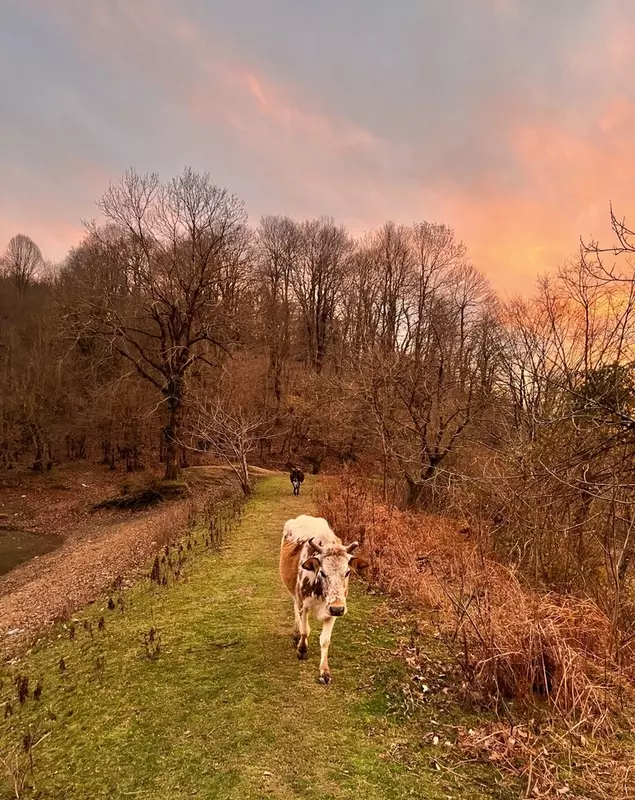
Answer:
0 465 239 659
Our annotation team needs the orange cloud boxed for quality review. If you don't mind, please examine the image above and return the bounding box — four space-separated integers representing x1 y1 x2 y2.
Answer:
429 93 635 295
43 0 388 220
168 14 386 221
237 69 377 152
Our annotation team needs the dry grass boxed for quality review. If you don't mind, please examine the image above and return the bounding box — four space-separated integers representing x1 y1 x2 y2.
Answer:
316 475 635 796
455 721 635 799
316 476 635 733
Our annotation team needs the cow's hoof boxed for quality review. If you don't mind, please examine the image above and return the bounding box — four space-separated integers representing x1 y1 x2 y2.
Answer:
319 672 332 685
297 646 308 660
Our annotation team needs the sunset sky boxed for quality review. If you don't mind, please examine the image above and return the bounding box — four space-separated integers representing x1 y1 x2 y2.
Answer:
1 0 634 294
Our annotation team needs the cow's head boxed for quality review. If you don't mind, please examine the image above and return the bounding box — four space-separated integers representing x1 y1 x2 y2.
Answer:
302 538 369 617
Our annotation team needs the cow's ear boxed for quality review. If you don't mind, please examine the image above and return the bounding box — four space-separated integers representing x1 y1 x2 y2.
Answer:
349 556 369 573
302 557 320 572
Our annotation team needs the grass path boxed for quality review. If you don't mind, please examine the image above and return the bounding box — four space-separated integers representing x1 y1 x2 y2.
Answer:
1 477 509 799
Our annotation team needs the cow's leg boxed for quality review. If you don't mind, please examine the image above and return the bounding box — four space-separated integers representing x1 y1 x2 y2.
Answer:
292 600 301 646
297 605 310 660
318 616 336 684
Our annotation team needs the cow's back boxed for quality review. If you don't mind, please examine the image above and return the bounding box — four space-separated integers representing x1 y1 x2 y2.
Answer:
279 515 340 595
279 538 303 594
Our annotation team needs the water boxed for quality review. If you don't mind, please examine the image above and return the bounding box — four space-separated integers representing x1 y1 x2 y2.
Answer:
0 528 63 576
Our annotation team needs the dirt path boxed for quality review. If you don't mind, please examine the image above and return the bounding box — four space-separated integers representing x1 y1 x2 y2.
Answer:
0 477 506 799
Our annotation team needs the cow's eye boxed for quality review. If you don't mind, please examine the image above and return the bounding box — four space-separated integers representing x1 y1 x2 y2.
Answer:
345 570 351 578
319 570 327 579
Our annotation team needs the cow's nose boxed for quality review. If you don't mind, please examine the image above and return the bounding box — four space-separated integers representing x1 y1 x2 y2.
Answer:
329 605 345 617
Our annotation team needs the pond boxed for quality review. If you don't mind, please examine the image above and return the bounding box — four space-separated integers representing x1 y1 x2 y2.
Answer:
0 528 63 577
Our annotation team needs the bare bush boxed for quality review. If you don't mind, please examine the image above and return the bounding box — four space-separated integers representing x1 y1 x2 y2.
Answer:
187 399 269 495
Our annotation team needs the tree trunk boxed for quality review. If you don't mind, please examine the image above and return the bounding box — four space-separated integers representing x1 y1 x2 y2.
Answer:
405 467 437 508
240 453 252 496
382 450 388 503
273 368 282 417
31 428 45 472
163 379 183 481
405 474 424 508
267 346 283 419
315 310 329 374
101 440 112 465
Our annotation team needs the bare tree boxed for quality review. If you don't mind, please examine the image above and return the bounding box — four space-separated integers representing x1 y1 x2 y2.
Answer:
337 244 381 362
1 234 43 295
352 346 401 500
65 168 248 480
255 216 298 417
187 397 269 495
370 222 414 351
454 245 635 645
186 356 273 494
290 217 352 373
343 223 495 506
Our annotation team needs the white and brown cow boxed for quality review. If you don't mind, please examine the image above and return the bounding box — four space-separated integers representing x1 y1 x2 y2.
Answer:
279 514 368 684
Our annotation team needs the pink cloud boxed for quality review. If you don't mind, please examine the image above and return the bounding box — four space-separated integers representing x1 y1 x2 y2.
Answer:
30 0 389 218
0 216 86 264
11 0 635 296
0 154 113 262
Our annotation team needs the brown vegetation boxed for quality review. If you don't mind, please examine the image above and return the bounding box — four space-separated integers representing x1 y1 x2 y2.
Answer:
318 476 633 727
3 167 635 789
317 475 635 797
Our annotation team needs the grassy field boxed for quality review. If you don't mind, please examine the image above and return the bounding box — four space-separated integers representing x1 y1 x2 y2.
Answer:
0 476 513 799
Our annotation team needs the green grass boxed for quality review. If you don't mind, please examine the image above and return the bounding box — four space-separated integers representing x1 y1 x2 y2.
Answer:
0 477 514 799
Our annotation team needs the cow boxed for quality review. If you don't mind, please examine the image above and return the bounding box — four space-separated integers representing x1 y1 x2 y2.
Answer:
279 514 368 684
289 467 305 496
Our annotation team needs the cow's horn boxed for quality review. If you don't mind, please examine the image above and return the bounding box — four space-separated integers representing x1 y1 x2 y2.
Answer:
308 537 325 554
346 541 359 554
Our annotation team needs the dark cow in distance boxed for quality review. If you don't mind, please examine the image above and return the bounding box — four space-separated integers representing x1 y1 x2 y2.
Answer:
279 514 368 684
289 467 304 495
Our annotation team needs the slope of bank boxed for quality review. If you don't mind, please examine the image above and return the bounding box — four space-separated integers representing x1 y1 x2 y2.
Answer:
0 466 239 659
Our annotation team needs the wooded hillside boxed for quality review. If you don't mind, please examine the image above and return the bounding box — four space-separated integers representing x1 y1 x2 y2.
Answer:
4 169 635 640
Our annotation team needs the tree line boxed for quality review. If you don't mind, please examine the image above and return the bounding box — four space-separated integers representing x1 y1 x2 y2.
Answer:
3 167 635 623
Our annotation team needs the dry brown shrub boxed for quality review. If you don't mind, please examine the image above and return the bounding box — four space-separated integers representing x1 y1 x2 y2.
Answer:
316 475 635 731
455 720 635 799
